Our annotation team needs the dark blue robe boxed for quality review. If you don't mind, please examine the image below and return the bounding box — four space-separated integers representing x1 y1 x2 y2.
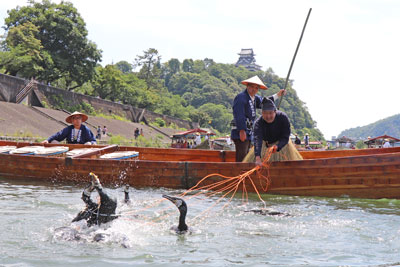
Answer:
47 125 96 144
253 111 291 157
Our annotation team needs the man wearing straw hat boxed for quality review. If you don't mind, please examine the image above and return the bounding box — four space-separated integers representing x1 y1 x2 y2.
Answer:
231 75 285 162
42 111 97 145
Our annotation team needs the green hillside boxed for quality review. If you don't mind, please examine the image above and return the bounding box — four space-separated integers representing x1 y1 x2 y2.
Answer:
338 114 400 139
0 0 324 140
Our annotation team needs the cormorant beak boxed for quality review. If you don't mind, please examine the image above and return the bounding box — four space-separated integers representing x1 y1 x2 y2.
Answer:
162 194 182 208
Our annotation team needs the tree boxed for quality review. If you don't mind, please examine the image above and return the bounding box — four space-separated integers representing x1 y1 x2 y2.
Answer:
115 60 133 73
198 103 232 133
167 58 180 74
134 48 162 89
161 58 180 87
92 65 126 101
0 21 52 78
4 0 102 89
189 109 212 127
204 58 215 69
182 59 194 72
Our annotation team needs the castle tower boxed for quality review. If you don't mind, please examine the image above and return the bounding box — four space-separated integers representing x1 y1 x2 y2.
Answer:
235 48 262 71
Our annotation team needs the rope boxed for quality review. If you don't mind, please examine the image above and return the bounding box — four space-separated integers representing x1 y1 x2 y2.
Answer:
101 147 276 226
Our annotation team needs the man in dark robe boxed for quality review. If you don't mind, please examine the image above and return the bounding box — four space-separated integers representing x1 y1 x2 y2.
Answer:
42 111 96 145
253 98 291 166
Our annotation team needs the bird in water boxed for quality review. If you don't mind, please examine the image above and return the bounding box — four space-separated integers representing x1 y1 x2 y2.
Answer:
162 194 190 234
245 209 289 216
124 184 130 204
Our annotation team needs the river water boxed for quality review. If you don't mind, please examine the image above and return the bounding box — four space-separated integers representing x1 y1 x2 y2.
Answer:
1 177 400 267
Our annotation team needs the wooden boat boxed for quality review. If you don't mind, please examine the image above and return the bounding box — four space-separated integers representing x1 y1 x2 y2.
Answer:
1 140 400 199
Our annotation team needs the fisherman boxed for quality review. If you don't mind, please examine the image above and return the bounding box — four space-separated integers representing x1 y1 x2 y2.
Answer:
72 173 118 227
253 97 302 165
231 75 286 162
42 111 96 145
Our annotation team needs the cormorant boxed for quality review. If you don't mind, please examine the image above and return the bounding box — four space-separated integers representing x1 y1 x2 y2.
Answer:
124 184 130 204
72 172 118 227
162 194 190 234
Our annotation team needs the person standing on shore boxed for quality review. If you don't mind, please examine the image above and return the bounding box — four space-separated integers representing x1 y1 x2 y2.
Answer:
96 126 101 140
42 111 96 145
230 75 286 162
294 134 301 145
134 128 140 139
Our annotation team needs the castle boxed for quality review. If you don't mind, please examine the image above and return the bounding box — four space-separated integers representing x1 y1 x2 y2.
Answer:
235 48 262 71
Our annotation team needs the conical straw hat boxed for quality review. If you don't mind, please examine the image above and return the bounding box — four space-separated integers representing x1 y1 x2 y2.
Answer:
66 111 88 123
241 75 268 90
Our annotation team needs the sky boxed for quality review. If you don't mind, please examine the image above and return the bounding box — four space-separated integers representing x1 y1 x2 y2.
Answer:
1 0 400 139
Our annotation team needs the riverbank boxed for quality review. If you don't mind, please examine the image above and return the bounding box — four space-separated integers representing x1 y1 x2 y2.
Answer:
0 101 181 146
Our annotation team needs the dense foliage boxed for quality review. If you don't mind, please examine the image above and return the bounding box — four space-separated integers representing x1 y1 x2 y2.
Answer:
0 0 101 90
0 0 323 140
338 114 400 139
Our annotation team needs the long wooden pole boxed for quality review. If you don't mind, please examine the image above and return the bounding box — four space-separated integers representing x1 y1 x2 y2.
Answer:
277 8 312 110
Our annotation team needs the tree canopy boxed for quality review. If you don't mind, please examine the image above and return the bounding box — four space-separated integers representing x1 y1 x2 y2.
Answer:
1 0 101 89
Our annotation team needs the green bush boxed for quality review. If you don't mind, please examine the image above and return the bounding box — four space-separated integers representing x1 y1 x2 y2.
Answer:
108 134 168 148
154 118 166 127
108 134 127 145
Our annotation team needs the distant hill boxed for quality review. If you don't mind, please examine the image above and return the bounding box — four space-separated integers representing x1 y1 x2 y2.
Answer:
338 114 400 139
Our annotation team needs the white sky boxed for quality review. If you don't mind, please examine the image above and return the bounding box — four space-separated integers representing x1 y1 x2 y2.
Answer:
1 0 400 139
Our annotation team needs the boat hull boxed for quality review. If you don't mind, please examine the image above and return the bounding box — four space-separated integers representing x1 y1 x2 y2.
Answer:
1 141 400 199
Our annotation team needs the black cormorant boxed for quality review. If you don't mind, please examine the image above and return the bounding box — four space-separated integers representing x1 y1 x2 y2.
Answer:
162 194 190 234
124 184 130 204
72 172 118 226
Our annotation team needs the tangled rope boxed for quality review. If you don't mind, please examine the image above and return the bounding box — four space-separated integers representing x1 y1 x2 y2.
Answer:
119 146 276 224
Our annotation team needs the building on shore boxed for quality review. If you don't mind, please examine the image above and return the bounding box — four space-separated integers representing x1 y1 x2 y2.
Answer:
235 48 262 71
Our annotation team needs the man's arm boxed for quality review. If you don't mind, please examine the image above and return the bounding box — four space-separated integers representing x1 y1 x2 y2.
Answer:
47 126 70 143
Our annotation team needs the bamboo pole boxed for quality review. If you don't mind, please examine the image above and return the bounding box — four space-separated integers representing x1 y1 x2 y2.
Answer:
277 8 312 110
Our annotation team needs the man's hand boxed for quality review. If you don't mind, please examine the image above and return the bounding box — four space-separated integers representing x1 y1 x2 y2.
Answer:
277 89 287 97
41 140 49 144
239 130 246 142
271 145 278 153
255 156 262 166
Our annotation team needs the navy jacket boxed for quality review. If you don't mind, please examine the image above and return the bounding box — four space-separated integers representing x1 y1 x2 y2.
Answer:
253 111 291 157
47 125 96 144
231 90 274 141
